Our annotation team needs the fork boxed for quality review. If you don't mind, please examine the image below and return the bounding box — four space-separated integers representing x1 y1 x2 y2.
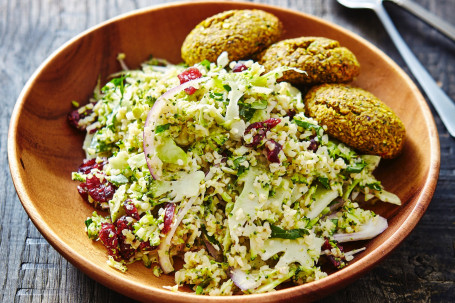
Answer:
337 0 455 137
384 0 455 42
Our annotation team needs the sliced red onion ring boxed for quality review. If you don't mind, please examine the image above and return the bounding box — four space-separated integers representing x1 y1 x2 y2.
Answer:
143 77 209 179
157 195 199 273
230 268 261 291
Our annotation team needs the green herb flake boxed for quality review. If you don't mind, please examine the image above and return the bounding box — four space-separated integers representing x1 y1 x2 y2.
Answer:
84 218 93 228
155 123 171 134
233 156 247 175
293 118 323 141
239 103 255 121
200 59 211 70
146 96 157 106
346 161 367 173
270 224 309 239
291 174 307 184
110 75 125 97
366 182 382 191
318 177 331 189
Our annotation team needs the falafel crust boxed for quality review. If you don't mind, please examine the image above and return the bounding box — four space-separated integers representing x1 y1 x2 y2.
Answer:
258 37 360 85
304 84 406 159
181 9 283 66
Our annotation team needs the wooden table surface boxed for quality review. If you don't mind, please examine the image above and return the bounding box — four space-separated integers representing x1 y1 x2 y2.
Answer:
2 0 454 302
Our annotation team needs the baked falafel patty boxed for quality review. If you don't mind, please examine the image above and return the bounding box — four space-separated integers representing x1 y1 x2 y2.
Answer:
304 83 405 159
258 37 360 85
181 9 283 66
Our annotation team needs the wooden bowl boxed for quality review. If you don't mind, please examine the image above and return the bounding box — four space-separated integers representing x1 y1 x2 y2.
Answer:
8 1 440 302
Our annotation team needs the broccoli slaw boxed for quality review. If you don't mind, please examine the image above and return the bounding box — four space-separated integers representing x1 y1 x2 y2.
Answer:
71 52 400 295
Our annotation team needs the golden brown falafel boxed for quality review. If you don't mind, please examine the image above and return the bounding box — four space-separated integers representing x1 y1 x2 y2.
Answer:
258 37 360 85
304 83 405 159
181 9 283 66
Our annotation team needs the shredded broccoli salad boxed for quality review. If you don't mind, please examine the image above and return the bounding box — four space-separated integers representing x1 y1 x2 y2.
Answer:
71 52 401 295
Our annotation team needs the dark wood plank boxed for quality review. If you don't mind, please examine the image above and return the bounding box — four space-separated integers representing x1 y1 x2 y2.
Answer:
1 0 454 302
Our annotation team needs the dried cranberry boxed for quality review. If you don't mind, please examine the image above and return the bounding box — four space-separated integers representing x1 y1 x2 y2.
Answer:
99 223 120 260
337 243 344 252
245 118 281 133
322 238 332 251
117 242 134 260
99 217 140 261
78 158 106 174
67 108 93 131
322 239 346 269
77 183 88 201
115 216 131 235
89 127 100 134
178 67 202 84
263 118 281 128
78 159 97 173
77 171 113 210
123 200 140 220
232 62 247 72
178 67 202 95
139 241 155 251
86 175 116 203
287 109 296 120
162 203 176 234
68 110 82 130
244 126 267 147
308 138 319 152
327 255 344 268
115 216 135 260
322 238 344 252
244 118 281 148
184 86 197 95
265 140 282 163
245 122 261 135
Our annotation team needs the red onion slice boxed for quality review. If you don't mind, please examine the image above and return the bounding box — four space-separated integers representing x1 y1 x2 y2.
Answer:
157 195 200 273
143 77 209 179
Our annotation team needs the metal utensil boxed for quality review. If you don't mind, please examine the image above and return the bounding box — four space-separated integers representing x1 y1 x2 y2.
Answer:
384 0 455 42
337 0 455 137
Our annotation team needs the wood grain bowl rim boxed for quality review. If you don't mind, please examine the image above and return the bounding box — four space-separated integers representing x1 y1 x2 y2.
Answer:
7 1 440 302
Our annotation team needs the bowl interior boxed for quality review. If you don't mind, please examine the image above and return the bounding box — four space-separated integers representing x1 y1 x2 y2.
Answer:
8 1 439 302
